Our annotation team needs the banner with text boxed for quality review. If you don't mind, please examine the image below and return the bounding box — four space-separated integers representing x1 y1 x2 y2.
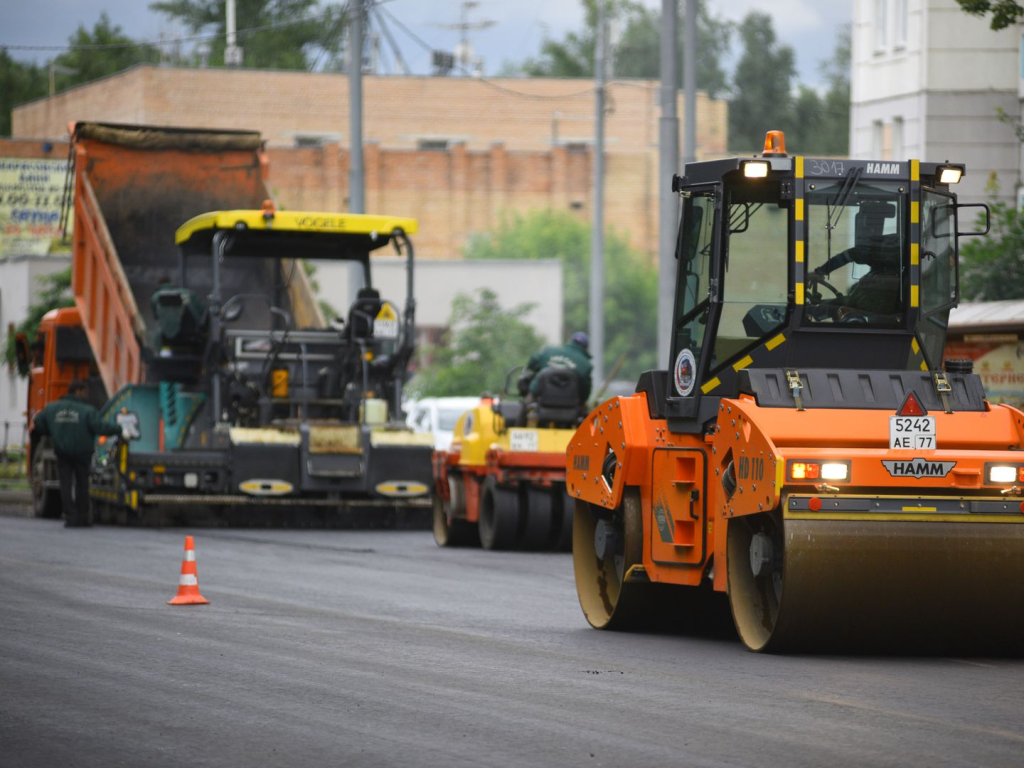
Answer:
0 158 72 258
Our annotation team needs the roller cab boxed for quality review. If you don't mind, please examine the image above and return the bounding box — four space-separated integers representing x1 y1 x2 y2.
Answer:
567 133 1024 652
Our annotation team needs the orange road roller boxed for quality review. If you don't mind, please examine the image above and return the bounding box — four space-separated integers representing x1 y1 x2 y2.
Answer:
567 132 1024 652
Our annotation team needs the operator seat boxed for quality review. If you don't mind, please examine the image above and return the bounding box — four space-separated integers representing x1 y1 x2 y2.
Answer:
348 287 382 342
529 367 584 427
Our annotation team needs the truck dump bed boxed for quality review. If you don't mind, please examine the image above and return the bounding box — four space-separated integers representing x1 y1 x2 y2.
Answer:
71 122 320 395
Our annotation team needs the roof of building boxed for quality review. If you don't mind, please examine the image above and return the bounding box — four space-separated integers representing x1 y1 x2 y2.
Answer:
948 300 1024 331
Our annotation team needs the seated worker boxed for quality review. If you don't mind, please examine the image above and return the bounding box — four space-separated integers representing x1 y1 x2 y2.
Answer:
520 332 594 403
808 201 902 321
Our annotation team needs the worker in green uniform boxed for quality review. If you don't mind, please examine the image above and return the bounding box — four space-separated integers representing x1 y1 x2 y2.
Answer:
521 332 594 402
33 380 122 527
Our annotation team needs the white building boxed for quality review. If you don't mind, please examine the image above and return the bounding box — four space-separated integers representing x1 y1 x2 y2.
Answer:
851 0 1020 204
0 254 71 446
316 257 564 348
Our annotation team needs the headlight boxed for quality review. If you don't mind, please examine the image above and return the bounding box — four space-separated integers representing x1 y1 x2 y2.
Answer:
988 465 1018 484
789 460 850 482
938 165 963 185
820 462 849 481
742 160 769 179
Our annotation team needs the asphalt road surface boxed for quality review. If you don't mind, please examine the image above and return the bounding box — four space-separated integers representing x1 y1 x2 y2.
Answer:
2 506 1023 768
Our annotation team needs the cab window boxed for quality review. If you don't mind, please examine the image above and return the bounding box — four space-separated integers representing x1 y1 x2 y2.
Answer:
917 188 957 367
670 190 714 394
711 180 789 373
804 181 905 327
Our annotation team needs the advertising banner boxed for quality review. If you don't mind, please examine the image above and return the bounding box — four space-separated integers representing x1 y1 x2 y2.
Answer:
945 336 1024 409
0 158 72 258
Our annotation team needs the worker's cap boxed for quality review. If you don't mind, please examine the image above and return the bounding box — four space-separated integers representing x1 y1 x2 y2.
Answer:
570 332 589 349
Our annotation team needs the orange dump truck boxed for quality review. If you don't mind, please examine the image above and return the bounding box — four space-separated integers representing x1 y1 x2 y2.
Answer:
567 132 1024 652
17 306 100 516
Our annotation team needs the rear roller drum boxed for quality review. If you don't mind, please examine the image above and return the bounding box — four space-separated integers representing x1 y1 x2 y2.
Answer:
573 487 674 630
479 476 521 550
520 487 553 550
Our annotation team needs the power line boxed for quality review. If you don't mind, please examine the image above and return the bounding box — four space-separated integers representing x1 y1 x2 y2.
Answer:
376 4 599 100
1 6 359 53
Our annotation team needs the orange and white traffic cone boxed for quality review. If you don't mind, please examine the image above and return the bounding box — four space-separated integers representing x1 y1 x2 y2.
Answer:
167 535 210 605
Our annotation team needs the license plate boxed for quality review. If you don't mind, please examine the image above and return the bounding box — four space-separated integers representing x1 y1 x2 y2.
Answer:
889 415 936 450
508 429 539 452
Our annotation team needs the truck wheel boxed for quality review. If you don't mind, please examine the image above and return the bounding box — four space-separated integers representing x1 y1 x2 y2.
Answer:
31 448 61 519
478 476 520 550
433 487 477 548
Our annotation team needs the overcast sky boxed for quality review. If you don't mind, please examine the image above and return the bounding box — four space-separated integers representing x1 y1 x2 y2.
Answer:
4 0 851 89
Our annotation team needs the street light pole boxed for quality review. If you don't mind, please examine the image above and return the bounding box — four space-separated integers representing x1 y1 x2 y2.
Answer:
589 0 607 387
349 0 365 214
657 0 679 370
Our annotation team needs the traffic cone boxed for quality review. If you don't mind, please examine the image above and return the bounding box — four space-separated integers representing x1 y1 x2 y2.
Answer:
167 535 210 605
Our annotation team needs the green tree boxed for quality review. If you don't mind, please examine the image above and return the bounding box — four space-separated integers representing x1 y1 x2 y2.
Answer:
0 50 47 135
613 1 731 98
150 0 348 70
518 0 731 98
49 13 160 91
464 209 657 383
959 175 1024 301
3 269 75 372
956 0 1024 29
409 289 545 397
786 25 850 155
729 12 797 152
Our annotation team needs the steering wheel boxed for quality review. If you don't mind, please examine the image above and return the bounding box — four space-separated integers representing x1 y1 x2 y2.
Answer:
806 272 843 302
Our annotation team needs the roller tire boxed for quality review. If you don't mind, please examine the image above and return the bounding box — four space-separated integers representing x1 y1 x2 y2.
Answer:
478 476 521 550
552 490 573 552
432 491 477 548
520 486 553 550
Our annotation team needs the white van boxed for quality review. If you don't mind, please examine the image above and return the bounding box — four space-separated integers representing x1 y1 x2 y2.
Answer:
405 397 482 451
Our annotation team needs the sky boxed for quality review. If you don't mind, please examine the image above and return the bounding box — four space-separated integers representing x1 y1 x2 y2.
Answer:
3 0 852 90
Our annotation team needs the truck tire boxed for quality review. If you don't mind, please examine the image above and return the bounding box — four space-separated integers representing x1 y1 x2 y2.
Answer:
31 442 62 519
478 476 520 550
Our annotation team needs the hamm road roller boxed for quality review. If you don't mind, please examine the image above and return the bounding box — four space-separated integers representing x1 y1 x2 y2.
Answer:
567 131 1024 652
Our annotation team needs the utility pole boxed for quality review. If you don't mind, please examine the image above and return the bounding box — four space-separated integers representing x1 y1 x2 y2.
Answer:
683 0 697 166
656 0 679 370
589 0 607 387
349 0 365 214
225 0 243 66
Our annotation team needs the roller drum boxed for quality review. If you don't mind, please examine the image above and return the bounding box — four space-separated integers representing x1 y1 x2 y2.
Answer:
729 514 1024 653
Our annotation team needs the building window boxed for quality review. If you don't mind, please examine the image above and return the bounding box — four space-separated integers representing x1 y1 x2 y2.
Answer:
417 139 450 151
874 0 888 52
894 0 907 48
892 117 904 159
872 120 884 158
294 135 326 148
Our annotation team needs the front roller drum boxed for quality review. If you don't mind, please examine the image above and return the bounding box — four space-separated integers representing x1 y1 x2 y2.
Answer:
727 511 1024 653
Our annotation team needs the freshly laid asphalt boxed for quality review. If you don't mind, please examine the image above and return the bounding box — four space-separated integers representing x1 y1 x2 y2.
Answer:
1 506 1022 767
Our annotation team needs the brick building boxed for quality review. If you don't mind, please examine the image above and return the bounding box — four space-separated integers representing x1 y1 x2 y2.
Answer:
12 66 729 259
